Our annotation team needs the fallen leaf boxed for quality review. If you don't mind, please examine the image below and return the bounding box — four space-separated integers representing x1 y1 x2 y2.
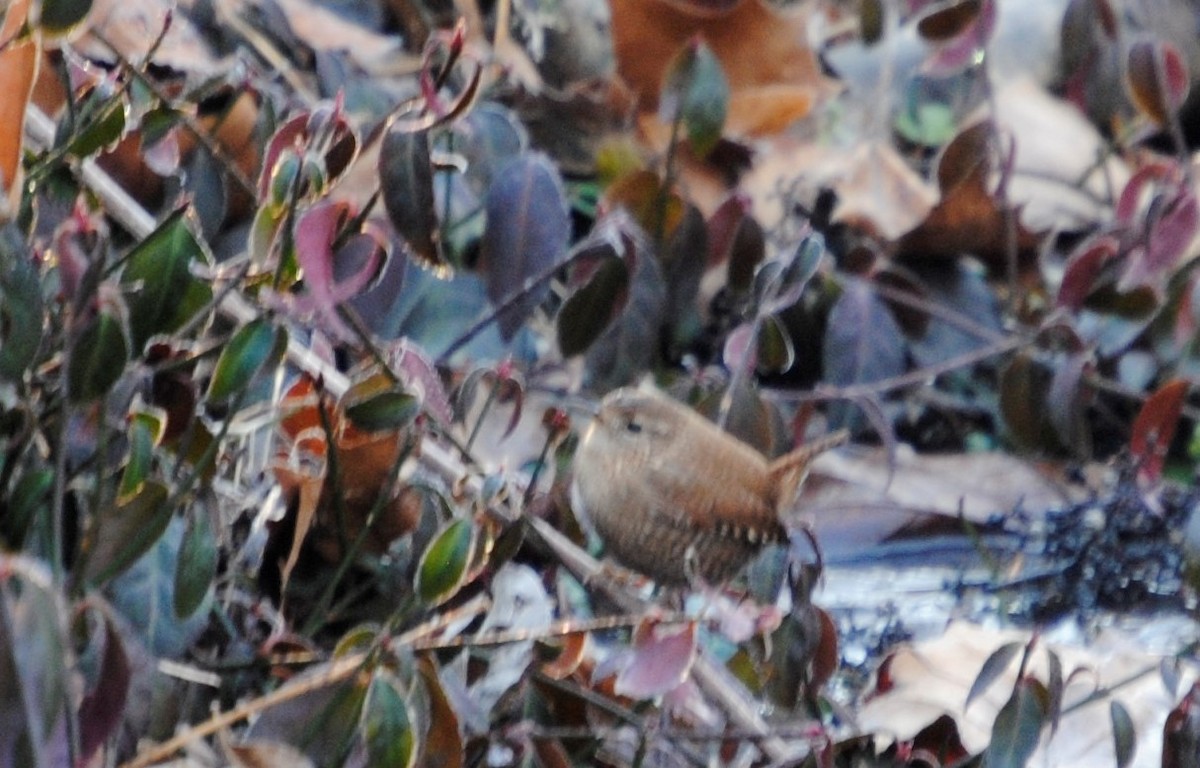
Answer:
988 77 1131 233
609 0 832 113
859 622 1199 767
794 447 1078 561
896 121 1043 276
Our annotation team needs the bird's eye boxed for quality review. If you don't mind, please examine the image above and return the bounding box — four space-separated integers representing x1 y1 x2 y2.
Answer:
625 419 643 434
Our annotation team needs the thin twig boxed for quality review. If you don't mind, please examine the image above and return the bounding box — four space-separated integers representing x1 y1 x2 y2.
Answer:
120 594 493 768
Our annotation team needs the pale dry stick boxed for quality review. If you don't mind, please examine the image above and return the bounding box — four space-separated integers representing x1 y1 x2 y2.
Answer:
119 593 492 768
25 103 807 766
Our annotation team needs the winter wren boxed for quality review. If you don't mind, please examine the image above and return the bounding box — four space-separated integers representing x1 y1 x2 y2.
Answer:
571 387 848 586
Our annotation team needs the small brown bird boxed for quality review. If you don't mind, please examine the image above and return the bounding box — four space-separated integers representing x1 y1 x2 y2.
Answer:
571 386 848 587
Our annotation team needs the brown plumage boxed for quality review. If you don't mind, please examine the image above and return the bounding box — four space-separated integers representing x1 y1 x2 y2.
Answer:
571 387 848 586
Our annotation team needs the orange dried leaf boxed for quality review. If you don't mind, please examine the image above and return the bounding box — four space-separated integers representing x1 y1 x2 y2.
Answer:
0 0 37 218
610 0 830 114
540 632 590 680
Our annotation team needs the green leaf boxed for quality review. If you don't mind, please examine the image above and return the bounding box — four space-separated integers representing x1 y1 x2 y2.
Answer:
363 673 418 768
966 641 1023 709
1110 700 1136 768
206 319 286 404
859 0 884 43
119 410 164 499
69 312 129 403
379 127 447 273
344 390 420 432
174 509 217 618
984 677 1048 768
1 469 53 548
416 518 474 606
84 481 172 586
0 248 44 381
107 519 211 656
756 315 794 374
65 98 126 158
38 0 95 34
334 624 382 658
661 39 729 158
557 256 628 357
121 209 213 352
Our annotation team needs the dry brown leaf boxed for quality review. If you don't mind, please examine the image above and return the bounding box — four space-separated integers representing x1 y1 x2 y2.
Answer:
610 0 832 112
793 447 1078 559
81 0 225 74
271 376 421 579
987 76 1131 233
741 139 938 241
896 120 1044 274
269 0 409 72
832 142 940 241
859 622 1198 766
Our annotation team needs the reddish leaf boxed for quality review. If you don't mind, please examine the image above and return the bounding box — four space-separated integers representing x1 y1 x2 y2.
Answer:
0 0 36 217
418 657 465 768
1130 378 1188 484
925 0 996 74
910 715 970 766
77 607 131 763
707 192 751 269
286 201 385 340
385 338 454 427
723 322 755 371
809 607 839 690
1115 162 1174 225
1126 38 1190 127
1126 186 1200 289
1057 235 1118 312
1163 682 1200 768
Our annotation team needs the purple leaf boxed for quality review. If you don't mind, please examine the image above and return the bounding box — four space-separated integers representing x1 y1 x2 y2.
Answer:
385 338 454 427
286 201 384 340
479 153 570 340
722 322 757 372
822 281 907 388
615 620 698 699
